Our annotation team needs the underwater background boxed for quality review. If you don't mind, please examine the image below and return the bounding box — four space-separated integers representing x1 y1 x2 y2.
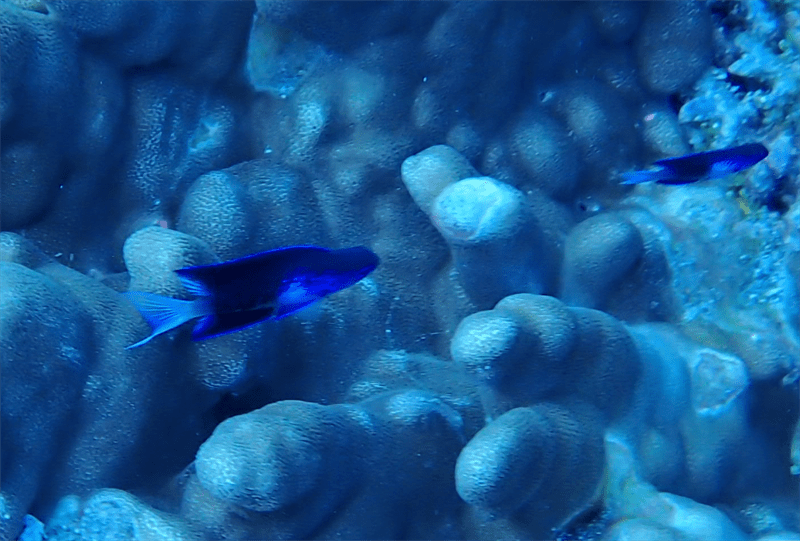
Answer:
1 1 799 540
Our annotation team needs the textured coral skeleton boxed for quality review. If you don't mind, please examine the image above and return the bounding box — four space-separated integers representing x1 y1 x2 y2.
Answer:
1 1 799 541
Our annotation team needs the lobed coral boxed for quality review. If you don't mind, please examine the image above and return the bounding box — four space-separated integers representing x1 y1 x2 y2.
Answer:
1 2 798 541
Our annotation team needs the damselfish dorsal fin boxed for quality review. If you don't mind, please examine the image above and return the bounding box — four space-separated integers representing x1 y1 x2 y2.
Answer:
174 246 331 299
177 272 213 297
174 265 223 296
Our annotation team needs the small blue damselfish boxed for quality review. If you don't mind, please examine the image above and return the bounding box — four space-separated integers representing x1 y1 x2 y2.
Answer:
124 245 379 349
621 143 768 185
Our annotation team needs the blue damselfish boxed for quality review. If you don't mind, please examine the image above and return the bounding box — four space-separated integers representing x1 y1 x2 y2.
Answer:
124 245 379 349
621 142 768 185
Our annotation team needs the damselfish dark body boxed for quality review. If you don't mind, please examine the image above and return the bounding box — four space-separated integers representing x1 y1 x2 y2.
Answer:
125 245 379 349
621 143 768 185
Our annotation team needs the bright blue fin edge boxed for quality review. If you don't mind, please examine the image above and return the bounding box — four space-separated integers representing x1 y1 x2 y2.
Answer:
123 291 208 349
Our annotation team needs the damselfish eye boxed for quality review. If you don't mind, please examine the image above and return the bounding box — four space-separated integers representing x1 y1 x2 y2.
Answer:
575 197 602 216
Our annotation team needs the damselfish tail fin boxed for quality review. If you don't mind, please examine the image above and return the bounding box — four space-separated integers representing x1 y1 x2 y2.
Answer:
620 167 670 185
124 291 209 349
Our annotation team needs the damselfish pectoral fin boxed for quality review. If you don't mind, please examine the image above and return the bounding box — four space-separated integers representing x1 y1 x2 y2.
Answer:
123 291 208 349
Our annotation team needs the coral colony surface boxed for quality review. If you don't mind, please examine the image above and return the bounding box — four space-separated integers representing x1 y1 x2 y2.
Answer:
2 1 799 540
